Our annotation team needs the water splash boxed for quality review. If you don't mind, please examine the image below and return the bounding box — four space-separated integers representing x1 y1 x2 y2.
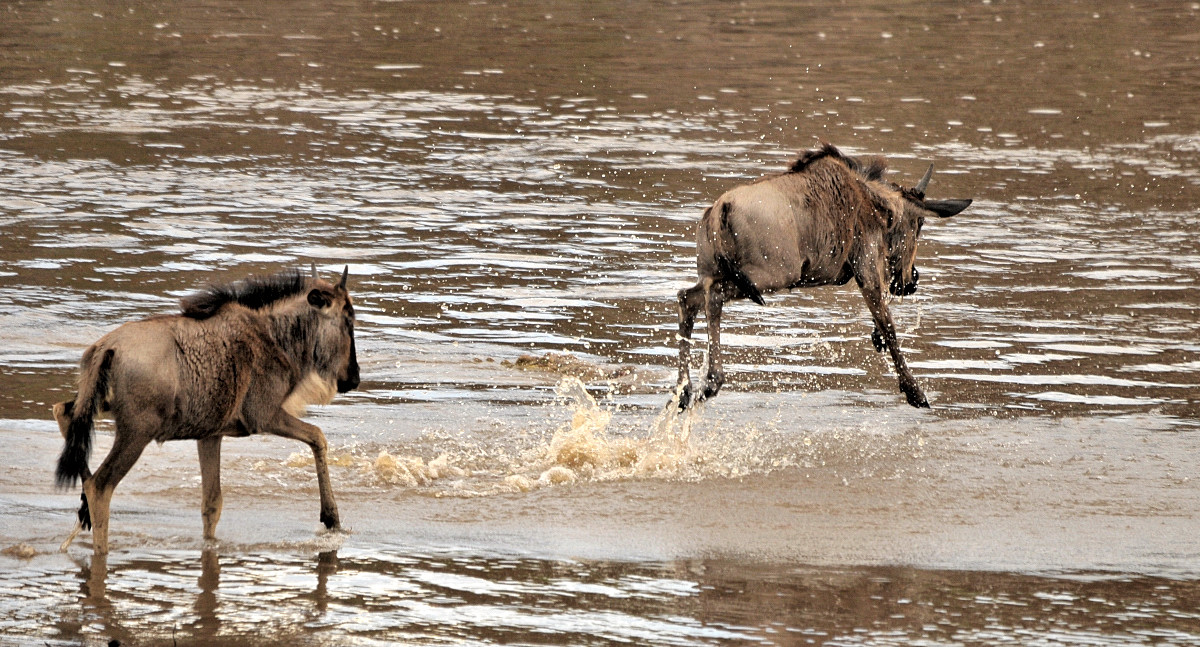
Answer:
282 449 466 488
296 377 736 497
516 377 703 485
370 451 468 487
275 376 942 500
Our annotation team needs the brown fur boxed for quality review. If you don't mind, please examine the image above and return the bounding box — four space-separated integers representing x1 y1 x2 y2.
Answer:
675 144 971 409
54 267 360 555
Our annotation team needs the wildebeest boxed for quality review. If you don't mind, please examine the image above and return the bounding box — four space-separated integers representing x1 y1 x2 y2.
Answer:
674 143 971 409
54 265 360 554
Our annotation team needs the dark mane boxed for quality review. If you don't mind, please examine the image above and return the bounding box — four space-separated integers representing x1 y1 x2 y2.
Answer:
181 269 308 320
788 143 887 182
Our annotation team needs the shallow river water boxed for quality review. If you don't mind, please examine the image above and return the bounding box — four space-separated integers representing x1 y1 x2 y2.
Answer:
2 1 1199 645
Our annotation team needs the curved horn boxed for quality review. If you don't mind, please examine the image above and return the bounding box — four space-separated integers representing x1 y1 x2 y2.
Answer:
915 163 934 194
338 265 349 289
310 262 319 280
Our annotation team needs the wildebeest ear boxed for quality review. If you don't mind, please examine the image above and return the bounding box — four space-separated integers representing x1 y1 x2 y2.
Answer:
307 288 332 309
925 199 972 218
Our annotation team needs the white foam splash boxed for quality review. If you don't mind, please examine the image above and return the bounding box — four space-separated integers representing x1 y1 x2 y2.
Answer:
283 450 467 488
369 451 467 487
501 377 705 489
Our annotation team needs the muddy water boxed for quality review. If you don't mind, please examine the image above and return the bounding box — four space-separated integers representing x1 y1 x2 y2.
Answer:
2 1 1200 645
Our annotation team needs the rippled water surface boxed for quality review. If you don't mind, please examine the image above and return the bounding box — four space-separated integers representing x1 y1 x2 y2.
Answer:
2 1 1199 645
5 548 1200 647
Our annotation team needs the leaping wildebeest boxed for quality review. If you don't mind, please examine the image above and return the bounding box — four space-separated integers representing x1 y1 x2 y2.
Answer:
54 265 360 555
675 143 971 409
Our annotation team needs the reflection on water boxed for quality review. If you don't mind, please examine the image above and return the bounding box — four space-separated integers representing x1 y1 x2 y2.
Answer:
4 548 1199 646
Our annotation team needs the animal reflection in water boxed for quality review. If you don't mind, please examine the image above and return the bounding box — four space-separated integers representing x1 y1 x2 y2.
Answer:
54 265 360 555
675 144 972 409
76 549 342 629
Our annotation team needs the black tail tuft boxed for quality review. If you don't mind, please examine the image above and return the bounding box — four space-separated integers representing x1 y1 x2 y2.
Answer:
54 348 112 488
55 415 94 488
716 255 765 306
78 493 92 530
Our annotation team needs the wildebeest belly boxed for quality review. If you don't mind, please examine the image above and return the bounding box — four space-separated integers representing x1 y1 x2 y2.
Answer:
784 262 856 290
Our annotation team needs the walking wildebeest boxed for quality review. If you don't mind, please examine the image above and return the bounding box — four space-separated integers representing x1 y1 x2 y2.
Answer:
54 265 360 555
674 143 971 409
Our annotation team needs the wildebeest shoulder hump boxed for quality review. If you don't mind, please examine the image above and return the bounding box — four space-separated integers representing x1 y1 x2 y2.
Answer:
180 269 308 320
787 143 887 182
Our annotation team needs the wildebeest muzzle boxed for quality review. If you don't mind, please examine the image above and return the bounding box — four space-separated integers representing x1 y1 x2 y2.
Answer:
890 266 919 297
337 339 361 393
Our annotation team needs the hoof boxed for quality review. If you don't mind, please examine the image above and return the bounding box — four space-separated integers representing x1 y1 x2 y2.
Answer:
320 511 340 530
674 383 695 411
904 390 930 408
701 374 723 401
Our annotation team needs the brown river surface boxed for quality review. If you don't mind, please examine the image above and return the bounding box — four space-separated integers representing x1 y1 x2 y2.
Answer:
3 1 1200 645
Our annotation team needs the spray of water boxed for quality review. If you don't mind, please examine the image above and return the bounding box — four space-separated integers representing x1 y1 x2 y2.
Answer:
280 377 731 496
281 377 929 497
519 377 704 484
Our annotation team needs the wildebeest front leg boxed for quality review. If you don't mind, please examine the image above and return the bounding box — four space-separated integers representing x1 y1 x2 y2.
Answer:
264 412 340 530
198 436 223 541
675 282 706 409
859 284 929 408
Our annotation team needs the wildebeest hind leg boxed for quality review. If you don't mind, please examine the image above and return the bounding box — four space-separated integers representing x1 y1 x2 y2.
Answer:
86 430 153 555
198 436 223 541
700 284 728 401
264 412 340 531
675 282 706 409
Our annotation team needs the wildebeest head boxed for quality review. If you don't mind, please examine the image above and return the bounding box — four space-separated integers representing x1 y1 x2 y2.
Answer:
307 265 361 393
886 164 972 297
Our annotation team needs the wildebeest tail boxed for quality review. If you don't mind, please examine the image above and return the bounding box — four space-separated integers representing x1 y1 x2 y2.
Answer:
55 347 114 487
713 202 765 305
